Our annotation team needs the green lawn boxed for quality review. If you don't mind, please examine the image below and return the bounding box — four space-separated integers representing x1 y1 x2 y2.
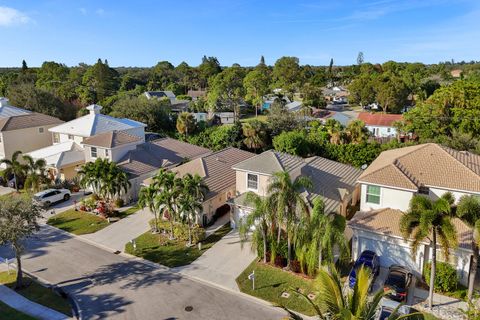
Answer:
0 271 72 316
236 260 319 316
240 114 268 123
0 301 36 320
117 205 141 218
47 209 109 235
125 223 231 267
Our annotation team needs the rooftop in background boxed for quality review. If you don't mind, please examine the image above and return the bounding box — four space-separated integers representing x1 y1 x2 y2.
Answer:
82 130 142 148
0 97 32 118
0 112 63 132
357 112 403 127
144 91 175 100
49 104 146 137
358 143 480 193
118 137 211 178
187 90 207 100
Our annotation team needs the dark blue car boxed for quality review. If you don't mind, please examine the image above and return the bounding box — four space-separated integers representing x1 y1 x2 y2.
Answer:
348 250 380 288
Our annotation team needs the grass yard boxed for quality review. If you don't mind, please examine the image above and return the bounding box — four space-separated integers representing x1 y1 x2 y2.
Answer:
0 271 72 316
47 209 109 235
0 301 36 320
240 114 268 123
125 223 231 267
236 260 318 316
117 205 141 218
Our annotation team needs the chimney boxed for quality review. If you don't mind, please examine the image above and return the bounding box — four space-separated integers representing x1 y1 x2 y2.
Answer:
0 97 9 107
87 104 103 115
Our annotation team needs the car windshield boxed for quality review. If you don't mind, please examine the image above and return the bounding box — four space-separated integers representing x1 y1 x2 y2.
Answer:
379 308 393 320
385 271 406 289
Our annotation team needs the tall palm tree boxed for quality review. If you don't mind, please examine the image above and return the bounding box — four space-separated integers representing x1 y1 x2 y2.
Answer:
345 119 370 144
324 119 344 145
176 112 195 138
281 266 421 320
153 170 180 239
242 120 267 153
400 193 458 309
101 161 130 202
239 192 274 264
268 171 312 270
456 195 480 300
22 155 48 192
138 184 160 233
0 150 27 191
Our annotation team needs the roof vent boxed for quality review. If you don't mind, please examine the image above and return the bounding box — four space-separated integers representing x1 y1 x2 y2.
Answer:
86 104 103 115
0 97 10 107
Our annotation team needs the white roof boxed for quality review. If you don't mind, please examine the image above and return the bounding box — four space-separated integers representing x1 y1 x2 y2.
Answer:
48 105 146 137
286 101 302 111
0 97 31 118
27 141 85 168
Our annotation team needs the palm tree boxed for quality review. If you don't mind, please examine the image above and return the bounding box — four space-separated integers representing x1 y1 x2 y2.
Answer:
101 161 130 202
345 120 370 144
324 119 345 145
138 184 160 233
0 150 27 191
400 193 458 309
456 195 480 300
22 155 49 192
242 120 267 153
176 112 195 138
239 192 273 264
153 170 180 239
281 266 422 320
268 171 312 270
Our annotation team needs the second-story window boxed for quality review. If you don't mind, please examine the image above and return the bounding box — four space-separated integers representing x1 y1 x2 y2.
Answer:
105 149 109 157
53 133 60 143
68 134 74 140
366 185 381 204
91 147 97 158
39 127 44 133
247 173 258 190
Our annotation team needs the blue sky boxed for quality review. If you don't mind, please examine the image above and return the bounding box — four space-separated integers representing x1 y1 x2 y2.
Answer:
0 0 479 67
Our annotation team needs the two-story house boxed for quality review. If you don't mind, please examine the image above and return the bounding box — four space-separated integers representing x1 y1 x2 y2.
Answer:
0 98 63 165
229 150 362 228
348 143 477 285
27 104 146 180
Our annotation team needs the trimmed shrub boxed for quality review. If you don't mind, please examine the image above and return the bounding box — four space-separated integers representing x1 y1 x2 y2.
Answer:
114 198 125 208
423 261 458 292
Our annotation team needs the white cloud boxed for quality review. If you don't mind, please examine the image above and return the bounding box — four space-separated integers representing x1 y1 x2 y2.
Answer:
0 6 30 27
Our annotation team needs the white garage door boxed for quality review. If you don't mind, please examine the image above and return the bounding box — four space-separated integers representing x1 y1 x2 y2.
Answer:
357 236 419 272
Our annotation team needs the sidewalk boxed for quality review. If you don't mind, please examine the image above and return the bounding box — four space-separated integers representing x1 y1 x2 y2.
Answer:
413 287 468 319
0 284 71 320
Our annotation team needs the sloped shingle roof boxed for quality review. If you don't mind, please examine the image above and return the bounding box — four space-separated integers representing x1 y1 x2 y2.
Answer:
233 150 305 175
82 131 142 148
0 113 63 132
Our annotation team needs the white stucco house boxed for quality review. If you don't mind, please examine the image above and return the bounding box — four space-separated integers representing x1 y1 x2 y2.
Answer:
357 112 403 138
348 143 478 285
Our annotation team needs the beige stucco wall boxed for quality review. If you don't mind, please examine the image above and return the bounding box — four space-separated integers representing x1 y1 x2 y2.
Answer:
59 164 80 180
202 185 236 221
235 170 271 197
84 142 139 163
0 125 57 160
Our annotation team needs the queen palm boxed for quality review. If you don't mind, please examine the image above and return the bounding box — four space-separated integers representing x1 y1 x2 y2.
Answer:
345 120 370 144
268 171 312 270
0 150 27 191
242 120 267 153
138 184 160 233
456 195 480 300
239 192 274 264
154 170 181 239
400 193 458 309
22 154 48 192
101 161 130 202
324 119 344 145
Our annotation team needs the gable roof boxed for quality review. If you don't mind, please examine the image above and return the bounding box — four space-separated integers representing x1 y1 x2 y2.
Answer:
49 105 146 137
0 98 31 118
27 140 84 168
357 112 403 127
0 113 63 132
349 208 473 250
171 147 255 200
144 91 175 99
118 138 211 178
358 143 480 193
232 150 305 175
82 131 142 148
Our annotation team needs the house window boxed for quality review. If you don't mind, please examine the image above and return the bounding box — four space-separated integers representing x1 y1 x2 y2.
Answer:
91 147 97 158
68 134 74 140
105 149 109 157
387 128 391 133
418 186 429 195
366 185 381 204
53 133 60 143
39 127 44 133
247 173 258 190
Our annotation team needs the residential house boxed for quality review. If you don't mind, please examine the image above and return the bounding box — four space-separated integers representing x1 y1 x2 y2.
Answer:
285 101 302 112
187 90 207 101
229 150 362 228
27 104 146 180
357 112 403 138
262 95 291 111
215 112 235 124
192 112 208 123
313 109 354 127
144 91 176 103
348 143 479 285
144 147 254 226
0 98 64 164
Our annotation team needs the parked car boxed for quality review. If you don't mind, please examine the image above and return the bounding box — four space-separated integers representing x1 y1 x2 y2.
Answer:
383 265 413 302
349 250 380 288
33 189 71 207
376 298 411 320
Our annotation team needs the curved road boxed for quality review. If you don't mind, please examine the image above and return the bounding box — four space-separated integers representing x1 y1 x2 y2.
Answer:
0 226 286 320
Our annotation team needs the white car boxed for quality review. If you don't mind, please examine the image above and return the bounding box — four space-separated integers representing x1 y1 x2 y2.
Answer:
34 189 71 207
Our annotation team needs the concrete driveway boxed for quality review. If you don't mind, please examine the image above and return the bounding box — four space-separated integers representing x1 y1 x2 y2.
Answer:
0 225 286 320
173 229 257 291
0 186 15 196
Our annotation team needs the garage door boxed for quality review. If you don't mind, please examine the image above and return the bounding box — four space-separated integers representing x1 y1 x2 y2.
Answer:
357 236 419 272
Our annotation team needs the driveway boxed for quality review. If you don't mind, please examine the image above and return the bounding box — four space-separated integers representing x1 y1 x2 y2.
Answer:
82 208 152 252
0 226 286 320
173 229 257 291
0 186 15 196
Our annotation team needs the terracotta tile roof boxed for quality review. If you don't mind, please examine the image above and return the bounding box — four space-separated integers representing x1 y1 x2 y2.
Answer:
0 113 63 132
357 112 403 127
83 131 142 148
358 143 480 193
172 147 255 200
348 209 473 250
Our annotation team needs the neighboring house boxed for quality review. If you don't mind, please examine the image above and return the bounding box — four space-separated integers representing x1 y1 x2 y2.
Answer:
450 69 462 78
262 95 291 111
349 143 479 285
357 112 403 138
192 112 208 123
229 150 362 228
285 101 302 112
187 90 207 101
215 112 235 124
0 98 64 164
118 137 211 200
27 104 146 180
144 147 255 226
314 110 354 127
82 131 143 163
144 91 176 103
